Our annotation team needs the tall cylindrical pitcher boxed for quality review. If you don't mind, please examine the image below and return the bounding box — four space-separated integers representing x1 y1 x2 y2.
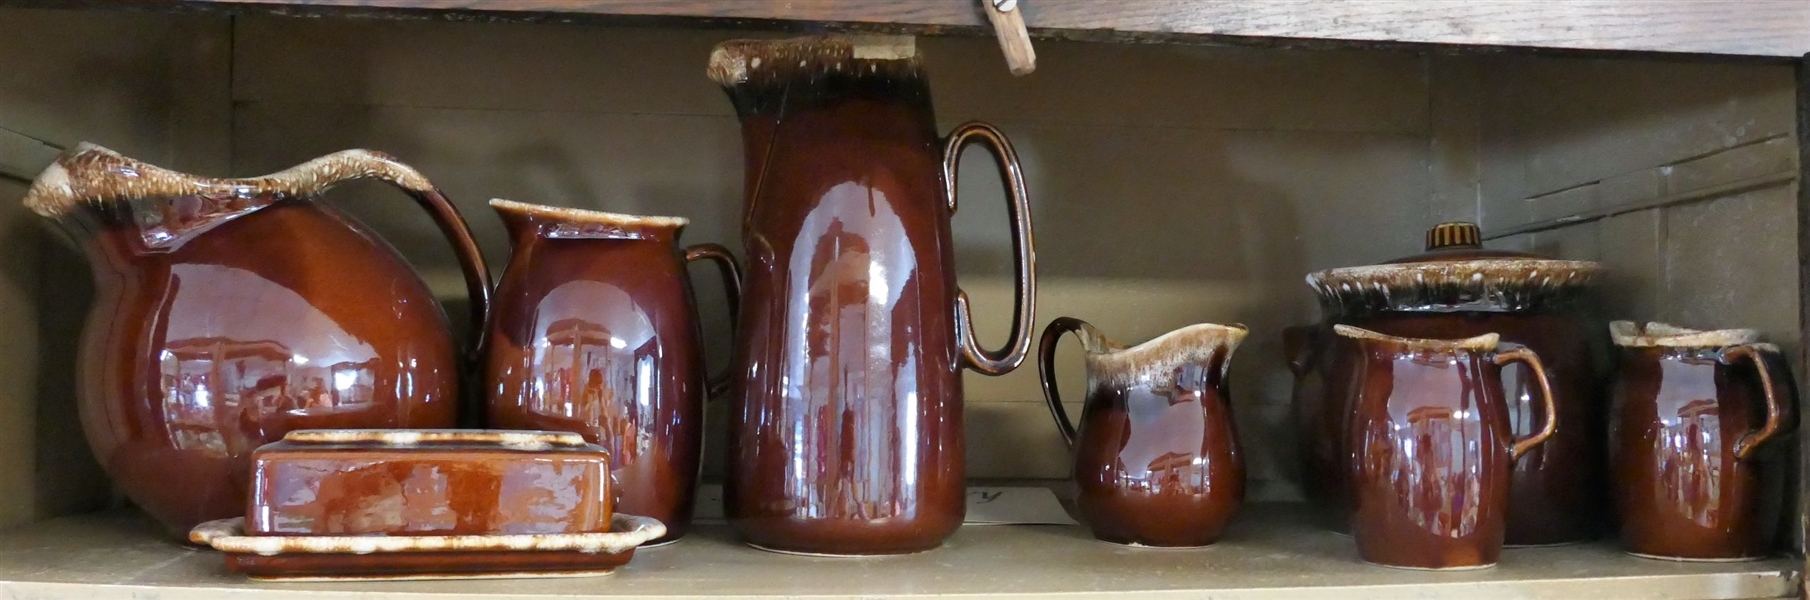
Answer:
709 36 1037 555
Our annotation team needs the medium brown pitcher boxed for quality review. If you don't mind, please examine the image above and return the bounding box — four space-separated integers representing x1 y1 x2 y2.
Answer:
1305 222 1607 545
483 199 741 545
1608 321 1796 562
710 36 1037 555
1336 325 1558 570
1039 318 1246 547
24 145 491 537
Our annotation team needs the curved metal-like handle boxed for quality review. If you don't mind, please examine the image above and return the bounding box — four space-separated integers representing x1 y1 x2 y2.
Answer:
943 121 1037 376
1723 344 1791 460
307 150 492 364
1037 317 1095 447
685 243 743 398
1493 346 1559 460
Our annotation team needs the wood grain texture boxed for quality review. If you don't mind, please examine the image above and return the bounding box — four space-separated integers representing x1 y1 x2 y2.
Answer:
980 0 1035 76
1795 51 1810 581
4 0 1809 59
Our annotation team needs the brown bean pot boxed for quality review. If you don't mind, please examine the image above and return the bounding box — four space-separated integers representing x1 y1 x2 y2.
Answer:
1039 318 1246 547
1303 222 1607 546
483 200 740 545
23 146 491 538
1337 326 1559 570
710 36 1037 555
1608 322 1797 561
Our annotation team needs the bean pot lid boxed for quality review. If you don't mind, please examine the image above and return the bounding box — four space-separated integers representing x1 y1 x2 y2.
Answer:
1307 222 1605 314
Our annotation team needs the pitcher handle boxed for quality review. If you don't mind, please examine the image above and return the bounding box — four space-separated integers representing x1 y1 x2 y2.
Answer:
1723 344 1794 460
942 121 1037 375
684 243 743 399
1493 346 1559 460
304 150 492 364
1037 317 1097 447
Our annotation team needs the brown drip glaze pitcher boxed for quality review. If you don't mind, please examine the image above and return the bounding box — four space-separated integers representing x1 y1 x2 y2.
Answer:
1337 325 1558 570
1608 322 1797 562
1300 222 1606 545
483 199 741 545
1038 318 1246 547
710 36 1037 555
23 145 491 537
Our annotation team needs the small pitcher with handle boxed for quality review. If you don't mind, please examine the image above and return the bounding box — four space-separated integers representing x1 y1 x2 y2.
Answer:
1038 317 1247 547
483 199 741 545
1336 325 1558 570
1608 321 1797 562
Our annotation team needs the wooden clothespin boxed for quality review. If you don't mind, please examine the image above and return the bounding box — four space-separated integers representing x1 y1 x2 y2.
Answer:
982 0 1036 76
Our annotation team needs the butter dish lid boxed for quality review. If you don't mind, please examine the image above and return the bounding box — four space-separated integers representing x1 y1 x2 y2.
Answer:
1307 221 1604 314
271 429 589 451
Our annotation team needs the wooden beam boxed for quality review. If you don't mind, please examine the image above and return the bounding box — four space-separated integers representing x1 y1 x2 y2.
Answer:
5 1 1810 60
1795 51 1810 593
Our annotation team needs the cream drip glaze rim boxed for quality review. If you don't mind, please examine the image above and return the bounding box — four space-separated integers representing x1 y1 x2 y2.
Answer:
23 143 435 219
707 35 918 87
489 199 688 229
1086 323 1247 386
1609 321 1765 348
190 514 666 555
1309 258 1606 289
1333 324 1500 351
282 428 589 450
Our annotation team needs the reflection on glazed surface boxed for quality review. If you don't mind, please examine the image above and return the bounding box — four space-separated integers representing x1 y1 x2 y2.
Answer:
1610 347 1791 560
485 205 715 543
725 96 965 554
492 280 662 467
250 454 611 536
1336 313 1605 545
1344 335 1521 570
1071 352 1243 547
77 195 460 535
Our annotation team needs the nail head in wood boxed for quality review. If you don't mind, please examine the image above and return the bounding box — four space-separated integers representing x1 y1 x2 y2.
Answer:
982 0 1036 76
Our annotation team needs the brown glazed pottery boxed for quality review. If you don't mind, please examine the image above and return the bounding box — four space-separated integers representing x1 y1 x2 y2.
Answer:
23 145 491 537
1337 326 1559 570
198 489 666 583
246 429 614 536
710 35 1037 555
1303 221 1606 545
1608 322 1797 562
483 199 741 544
1039 318 1246 547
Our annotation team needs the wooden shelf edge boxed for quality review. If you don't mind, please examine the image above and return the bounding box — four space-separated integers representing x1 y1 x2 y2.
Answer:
0 506 1799 599
2 1 1809 60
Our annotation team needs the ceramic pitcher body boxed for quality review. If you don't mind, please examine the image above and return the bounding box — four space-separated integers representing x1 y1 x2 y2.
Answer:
710 36 1037 555
1306 222 1607 545
1336 326 1558 570
1608 322 1796 561
1040 318 1246 547
25 145 491 536
483 200 740 544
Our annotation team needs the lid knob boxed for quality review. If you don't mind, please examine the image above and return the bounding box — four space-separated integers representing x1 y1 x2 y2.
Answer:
1425 222 1483 251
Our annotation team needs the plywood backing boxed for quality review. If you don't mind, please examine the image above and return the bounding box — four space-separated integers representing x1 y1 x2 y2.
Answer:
221 17 1446 499
0 9 1799 527
1459 54 1800 548
0 8 232 529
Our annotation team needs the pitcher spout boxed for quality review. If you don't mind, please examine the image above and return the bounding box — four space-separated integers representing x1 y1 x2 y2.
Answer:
488 199 687 246
1089 323 1249 383
23 144 435 251
708 35 925 118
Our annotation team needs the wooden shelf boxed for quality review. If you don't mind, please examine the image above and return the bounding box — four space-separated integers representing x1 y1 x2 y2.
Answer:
2 0 1807 59
0 505 1796 599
